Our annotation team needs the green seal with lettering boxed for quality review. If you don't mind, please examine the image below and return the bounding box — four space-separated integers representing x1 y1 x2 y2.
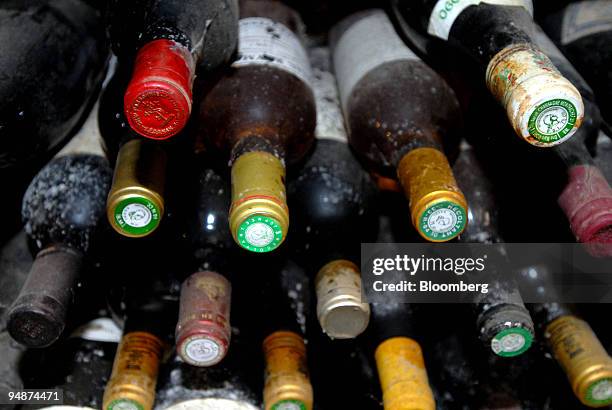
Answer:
419 200 466 241
585 378 612 406
528 98 578 144
491 327 533 358
271 399 307 410
107 399 144 410
113 196 161 236
237 215 283 253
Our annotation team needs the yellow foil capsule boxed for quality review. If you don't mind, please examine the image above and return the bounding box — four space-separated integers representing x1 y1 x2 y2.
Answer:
229 151 289 253
106 139 167 238
375 336 436 410
102 331 164 410
546 315 612 407
397 147 467 242
263 331 313 410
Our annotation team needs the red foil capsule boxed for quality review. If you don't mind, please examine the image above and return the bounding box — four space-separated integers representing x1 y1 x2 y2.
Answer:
176 271 232 366
558 164 612 257
124 39 195 140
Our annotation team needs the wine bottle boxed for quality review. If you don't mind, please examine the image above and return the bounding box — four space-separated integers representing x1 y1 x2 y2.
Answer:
462 27 612 253
454 145 535 357
0 0 109 238
0 0 108 172
198 0 316 253
287 46 373 340
541 1 612 133
102 294 175 410
368 302 436 410
98 68 168 238
532 27 612 256
331 10 468 242
521 266 612 408
254 256 313 410
391 0 585 147
7 135 112 348
109 0 239 140
175 163 233 367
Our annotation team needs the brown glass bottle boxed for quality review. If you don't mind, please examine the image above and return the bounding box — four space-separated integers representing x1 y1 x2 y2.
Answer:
331 10 467 242
198 0 316 253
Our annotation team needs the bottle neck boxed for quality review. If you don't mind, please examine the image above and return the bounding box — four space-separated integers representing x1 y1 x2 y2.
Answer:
103 331 164 410
107 139 167 238
546 315 612 407
397 147 468 242
7 244 84 348
375 336 436 410
263 330 313 410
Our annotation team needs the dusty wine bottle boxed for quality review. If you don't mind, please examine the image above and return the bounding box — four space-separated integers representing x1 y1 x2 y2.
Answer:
531 28 612 256
102 299 174 410
542 1 612 133
198 0 316 252
175 164 234 367
524 268 612 408
255 257 313 410
287 46 373 339
454 145 535 357
7 134 112 348
391 0 585 147
109 0 238 139
331 10 467 242
0 0 108 170
99 68 168 238
368 302 436 410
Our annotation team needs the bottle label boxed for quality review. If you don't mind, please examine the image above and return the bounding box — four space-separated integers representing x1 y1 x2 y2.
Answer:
419 201 467 241
491 328 533 357
333 10 419 112
184 338 221 364
233 18 312 87
113 197 161 236
427 0 534 40
561 1 612 45
310 49 348 143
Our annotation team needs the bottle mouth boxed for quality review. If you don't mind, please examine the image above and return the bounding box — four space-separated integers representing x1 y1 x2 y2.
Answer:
7 301 64 348
584 377 612 407
178 333 228 367
412 197 468 242
519 94 582 147
490 327 534 358
559 165 612 256
230 206 288 253
105 398 144 410
124 39 194 140
107 190 164 238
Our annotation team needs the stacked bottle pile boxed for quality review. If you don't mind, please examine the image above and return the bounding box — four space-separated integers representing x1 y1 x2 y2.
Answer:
1 0 612 409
